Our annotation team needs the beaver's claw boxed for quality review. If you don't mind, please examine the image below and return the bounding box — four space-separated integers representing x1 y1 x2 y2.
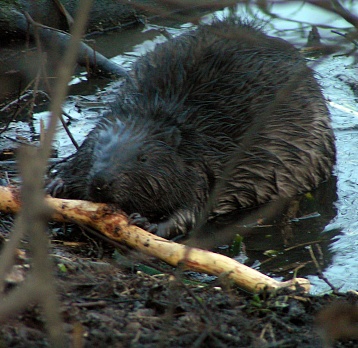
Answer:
128 213 158 233
46 177 65 197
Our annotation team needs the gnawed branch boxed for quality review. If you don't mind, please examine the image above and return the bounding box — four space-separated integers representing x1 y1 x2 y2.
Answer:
0 185 310 293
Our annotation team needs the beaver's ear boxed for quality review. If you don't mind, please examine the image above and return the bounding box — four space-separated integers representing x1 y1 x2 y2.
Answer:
162 127 182 148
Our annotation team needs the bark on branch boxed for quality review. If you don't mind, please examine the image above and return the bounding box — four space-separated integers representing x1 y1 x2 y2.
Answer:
0 185 310 293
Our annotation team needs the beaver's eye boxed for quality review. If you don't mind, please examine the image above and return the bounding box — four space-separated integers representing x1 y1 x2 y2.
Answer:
138 154 148 163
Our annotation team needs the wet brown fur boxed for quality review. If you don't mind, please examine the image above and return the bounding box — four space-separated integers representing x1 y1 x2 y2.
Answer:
47 18 335 238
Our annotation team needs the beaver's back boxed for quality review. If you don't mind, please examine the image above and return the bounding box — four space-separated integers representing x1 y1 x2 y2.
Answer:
123 19 314 135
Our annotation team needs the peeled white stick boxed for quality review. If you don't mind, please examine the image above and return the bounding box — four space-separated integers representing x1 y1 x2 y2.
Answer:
0 186 310 293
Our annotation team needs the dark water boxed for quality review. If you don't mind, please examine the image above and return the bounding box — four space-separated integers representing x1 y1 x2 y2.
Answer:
2 3 357 293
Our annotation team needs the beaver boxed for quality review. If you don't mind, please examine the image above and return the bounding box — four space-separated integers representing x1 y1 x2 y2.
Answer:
47 17 336 238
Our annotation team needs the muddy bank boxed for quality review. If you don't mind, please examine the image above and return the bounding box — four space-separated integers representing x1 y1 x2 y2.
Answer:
0 237 357 347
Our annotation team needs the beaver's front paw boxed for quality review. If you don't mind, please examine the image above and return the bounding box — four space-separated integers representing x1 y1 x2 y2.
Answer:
128 213 158 233
46 177 66 197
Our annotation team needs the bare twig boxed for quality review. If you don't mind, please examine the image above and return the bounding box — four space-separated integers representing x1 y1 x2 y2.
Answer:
308 245 338 293
0 1 94 346
307 0 358 29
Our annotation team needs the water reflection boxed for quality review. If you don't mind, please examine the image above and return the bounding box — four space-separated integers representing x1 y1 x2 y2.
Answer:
188 176 339 281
